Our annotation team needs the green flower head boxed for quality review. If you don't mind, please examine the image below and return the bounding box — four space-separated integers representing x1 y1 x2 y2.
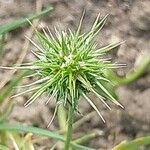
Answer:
2 13 124 122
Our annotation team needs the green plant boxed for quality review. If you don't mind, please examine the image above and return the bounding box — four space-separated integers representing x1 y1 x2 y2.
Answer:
0 7 53 35
0 123 92 150
1 13 125 149
1 12 150 149
113 136 150 150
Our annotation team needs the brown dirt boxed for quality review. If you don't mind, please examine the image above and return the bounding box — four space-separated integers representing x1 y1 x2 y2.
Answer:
0 0 150 149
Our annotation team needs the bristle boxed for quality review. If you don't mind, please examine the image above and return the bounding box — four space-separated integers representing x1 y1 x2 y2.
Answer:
2 13 125 123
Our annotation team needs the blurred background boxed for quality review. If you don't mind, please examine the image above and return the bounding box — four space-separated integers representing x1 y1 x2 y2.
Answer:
0 0 150 149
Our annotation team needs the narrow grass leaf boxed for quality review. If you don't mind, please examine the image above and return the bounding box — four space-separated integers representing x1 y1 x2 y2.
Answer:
0 123 93 150
0 7 53 35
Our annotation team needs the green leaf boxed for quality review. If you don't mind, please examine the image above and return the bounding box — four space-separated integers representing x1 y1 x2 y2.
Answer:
0 123 94 150
0 7 53 35
113 136 150 150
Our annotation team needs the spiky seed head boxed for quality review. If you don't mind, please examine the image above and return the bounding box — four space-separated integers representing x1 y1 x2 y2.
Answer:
2 14 124 122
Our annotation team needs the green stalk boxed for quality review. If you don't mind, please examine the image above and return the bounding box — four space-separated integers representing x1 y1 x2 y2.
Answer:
57 105 67 149
58 105 67 133
108 54 150 87
64 106 74 150
0 7 53 35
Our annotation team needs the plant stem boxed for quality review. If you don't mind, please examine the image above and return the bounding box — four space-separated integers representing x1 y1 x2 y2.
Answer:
57 105 67 149
58 105 67 133
64 106 74 150
0 7 53 35
108 54 150 87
